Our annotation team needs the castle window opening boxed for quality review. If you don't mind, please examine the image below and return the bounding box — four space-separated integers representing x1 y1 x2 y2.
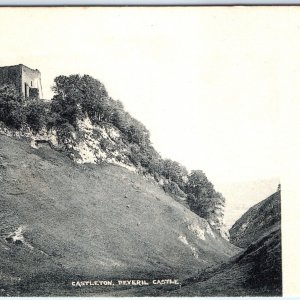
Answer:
24 83 28 98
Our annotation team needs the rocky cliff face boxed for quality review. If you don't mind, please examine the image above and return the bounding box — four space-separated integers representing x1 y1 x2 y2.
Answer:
229 190 281 248
0 118 137 172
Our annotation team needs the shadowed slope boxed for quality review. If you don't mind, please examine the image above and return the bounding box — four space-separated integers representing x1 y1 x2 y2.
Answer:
155 191 282 296
229 191 281 248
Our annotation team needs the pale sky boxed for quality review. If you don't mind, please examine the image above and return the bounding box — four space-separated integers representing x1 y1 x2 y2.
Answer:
0 7 296 225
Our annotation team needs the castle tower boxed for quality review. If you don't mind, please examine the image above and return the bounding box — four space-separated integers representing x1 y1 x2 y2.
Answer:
0 64 43 99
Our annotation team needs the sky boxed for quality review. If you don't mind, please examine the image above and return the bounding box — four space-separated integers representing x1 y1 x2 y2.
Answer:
0 6 294 226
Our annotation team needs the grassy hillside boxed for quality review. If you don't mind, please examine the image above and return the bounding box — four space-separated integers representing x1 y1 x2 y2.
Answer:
152 192 282 296
0 77 229 237
0 135 239 296
229 191 281 248
160 225 281 297
114 193 282 297
87 227 281 297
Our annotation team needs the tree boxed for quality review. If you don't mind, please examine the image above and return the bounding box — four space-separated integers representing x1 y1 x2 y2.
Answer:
25 99 49 132
145 146 164 177
185 170 215 199
162 159 188 190
185 170 225 228
0 84 25 129
51 74 108 128
111 109 131 134
126 118 150 146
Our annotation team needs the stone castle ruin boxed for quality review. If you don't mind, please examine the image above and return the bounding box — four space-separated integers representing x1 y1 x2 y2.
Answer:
0 64 43 99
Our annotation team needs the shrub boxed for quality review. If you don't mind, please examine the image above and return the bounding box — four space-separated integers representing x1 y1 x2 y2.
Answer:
163 181 186 198
0 84 26 129
25 99 48 132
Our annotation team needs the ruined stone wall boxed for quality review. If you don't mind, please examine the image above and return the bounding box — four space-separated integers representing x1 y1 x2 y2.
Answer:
0 65 22 93
21 65 43 98
0 65 43 98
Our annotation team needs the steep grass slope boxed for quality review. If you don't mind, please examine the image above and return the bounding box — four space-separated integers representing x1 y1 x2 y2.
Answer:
154 191 281 296
0 135 239 296
229 191 281 248
160 225 281 297
104 226 281 297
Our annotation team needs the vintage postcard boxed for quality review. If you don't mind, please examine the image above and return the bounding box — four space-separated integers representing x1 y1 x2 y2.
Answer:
0 5 297 297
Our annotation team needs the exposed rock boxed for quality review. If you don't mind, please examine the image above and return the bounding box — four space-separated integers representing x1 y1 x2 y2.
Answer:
5 226 25 245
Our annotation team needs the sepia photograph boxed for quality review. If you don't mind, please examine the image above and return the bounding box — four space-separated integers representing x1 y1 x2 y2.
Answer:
0 5 294 296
